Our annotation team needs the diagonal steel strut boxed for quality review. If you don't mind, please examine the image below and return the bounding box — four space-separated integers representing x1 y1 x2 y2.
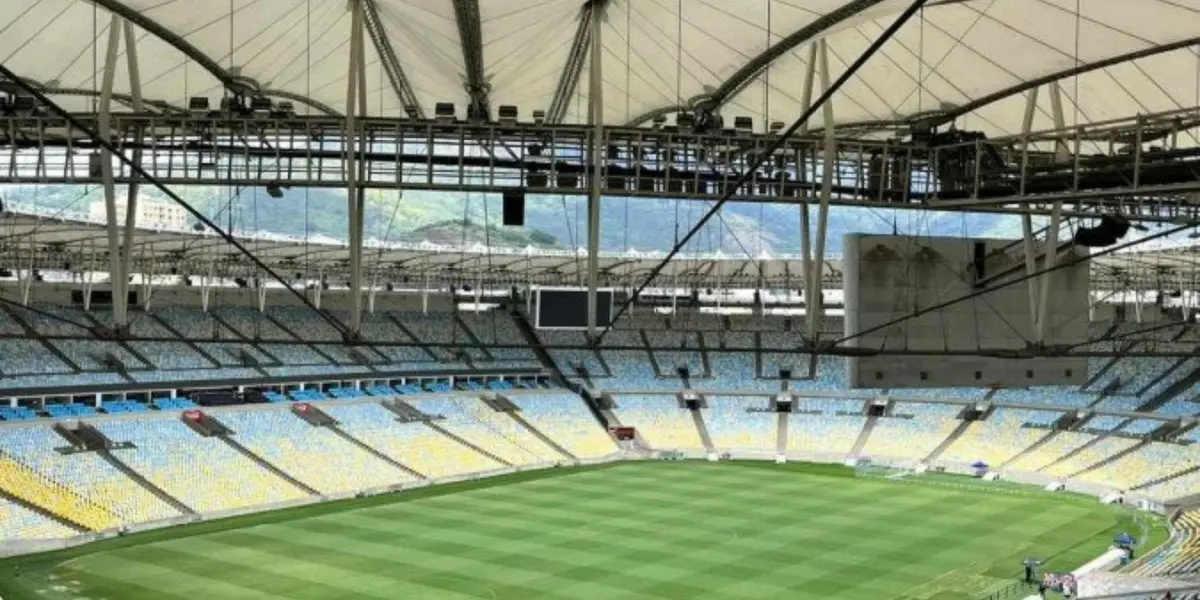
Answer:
362 0 424 118
546 1 606 125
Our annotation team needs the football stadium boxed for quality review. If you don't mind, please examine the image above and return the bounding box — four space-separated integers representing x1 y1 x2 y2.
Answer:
0 1 1199 599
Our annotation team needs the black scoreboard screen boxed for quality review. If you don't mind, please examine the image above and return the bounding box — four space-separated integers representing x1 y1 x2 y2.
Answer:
535 289 614 330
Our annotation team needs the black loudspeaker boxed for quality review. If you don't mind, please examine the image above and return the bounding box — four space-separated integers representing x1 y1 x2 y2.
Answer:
1073 214 1130 247
503 190 525 226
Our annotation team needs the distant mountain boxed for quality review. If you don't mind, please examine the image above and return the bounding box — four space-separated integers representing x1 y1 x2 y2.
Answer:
398 219 559 247
4 184 1030 256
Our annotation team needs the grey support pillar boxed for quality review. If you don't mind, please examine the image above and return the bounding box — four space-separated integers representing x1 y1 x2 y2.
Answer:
1039 86 1066 343
345 0 367 340
117 19 145 330
798 43 817 333
98 14 127 329
1020 88 1040 331
1035 202 1063 344
1048 83 1070 162
585 0 606 338
807 39 835 344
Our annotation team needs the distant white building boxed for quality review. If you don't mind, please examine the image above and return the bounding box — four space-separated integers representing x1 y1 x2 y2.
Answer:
89 198 188 231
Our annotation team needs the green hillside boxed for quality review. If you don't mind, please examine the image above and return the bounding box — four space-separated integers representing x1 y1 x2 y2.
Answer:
3 184 1027 254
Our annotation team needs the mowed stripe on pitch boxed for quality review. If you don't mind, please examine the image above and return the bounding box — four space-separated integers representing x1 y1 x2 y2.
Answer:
54 462 1124 600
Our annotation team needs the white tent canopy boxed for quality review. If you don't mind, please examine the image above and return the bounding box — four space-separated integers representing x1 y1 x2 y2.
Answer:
2 0 1198 136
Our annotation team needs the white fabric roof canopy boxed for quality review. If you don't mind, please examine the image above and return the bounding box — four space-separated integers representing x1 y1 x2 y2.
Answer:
0 0 1198 137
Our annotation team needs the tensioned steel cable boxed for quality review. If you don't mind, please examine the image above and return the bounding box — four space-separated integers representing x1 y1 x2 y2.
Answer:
596 0 932 344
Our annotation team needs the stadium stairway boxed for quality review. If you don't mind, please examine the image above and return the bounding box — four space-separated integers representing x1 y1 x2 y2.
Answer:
217 435 319 496
1068 439 1151 479
505 410 578 460
452 313 492 360
1139 366 1200 412
999 429 1059 470
383 315 442 361
422 421 513 467
753 332 764 380
144 313 222 367
382 399 429 421
697 333 713 378
593 350 615 378
1133 464 1200 492
1 304 82 372
924 416 975 463
849 414 878 456
0 455 117 531
640 331 667 377
52 422 195 516
1037 433 1108 473
600 408 621 426
98 330 156 372
96 449 194 516
776 412 788 454
690 405 715 453
510 310 575 380
325 423 427 480
0 485 88 534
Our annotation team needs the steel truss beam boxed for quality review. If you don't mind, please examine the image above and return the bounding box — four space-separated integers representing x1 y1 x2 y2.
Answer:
0 61 352 340
4 108 1200 221
451 0 489 121
546 1 606 125
361 0 423 119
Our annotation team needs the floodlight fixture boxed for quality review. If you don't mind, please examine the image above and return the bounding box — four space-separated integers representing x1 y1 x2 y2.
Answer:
434 102 456 123
497 105 518 125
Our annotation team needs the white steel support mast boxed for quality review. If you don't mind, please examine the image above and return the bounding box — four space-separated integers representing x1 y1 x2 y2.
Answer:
798 42 818 344
1034 83 1070 344
1020 88 1040 333
806 39 836 346
345 0 368 340
98 14 144 333
585 0 606 339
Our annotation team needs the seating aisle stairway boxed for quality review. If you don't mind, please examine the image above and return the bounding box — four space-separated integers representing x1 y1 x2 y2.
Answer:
610 395 704 451
216 408 415 495
321 403 504 478
97 418 312 513
503 393 617 459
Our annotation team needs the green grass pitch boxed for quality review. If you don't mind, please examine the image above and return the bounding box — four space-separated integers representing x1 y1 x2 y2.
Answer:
0 461 1165 600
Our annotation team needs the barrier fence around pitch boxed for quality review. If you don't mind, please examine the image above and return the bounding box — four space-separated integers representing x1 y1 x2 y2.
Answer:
977 578 1033 600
